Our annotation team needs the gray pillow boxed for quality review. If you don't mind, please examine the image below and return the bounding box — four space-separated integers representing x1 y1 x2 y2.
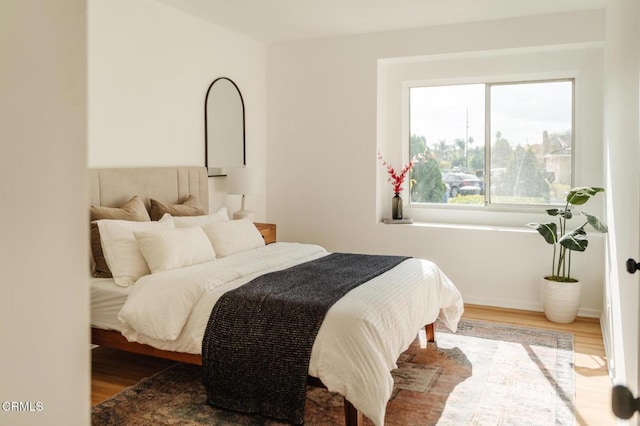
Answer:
90 195 151 222
89 196 150 278
149 195 204 221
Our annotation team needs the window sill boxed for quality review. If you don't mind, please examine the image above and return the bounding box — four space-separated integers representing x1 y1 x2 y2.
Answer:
379 218 532 233
398 204 553 229
377 219 607 239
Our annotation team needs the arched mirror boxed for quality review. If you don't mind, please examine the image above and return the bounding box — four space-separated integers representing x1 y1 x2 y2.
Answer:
205 77 245 176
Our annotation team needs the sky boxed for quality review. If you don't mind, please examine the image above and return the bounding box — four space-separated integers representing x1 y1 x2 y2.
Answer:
409 80 573 148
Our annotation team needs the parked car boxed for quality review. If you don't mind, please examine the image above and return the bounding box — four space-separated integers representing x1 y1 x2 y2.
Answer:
443 173 484 197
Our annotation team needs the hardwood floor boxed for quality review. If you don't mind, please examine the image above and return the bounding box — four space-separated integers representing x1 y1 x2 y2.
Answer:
91 304 615 424
92 347 177 405
461 304 614 426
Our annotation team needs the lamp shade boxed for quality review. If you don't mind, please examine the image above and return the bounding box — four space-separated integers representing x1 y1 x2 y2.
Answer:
226 166 261 195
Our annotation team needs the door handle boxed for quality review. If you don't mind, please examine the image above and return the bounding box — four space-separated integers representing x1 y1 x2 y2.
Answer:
612 385 640 419
626 258 640 274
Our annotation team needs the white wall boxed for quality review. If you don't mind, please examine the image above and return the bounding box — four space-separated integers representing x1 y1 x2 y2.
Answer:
267 10 606 316
88 0 267 220
1 1 89 425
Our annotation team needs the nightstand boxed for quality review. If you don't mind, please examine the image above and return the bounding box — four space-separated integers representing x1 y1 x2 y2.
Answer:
254 223 277 244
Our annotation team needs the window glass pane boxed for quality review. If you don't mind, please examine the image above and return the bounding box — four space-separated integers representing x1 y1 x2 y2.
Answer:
490 81 573 205
409 84 485 205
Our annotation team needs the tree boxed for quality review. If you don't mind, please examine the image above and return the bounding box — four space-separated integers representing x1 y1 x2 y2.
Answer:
504 145 549 199
467 146 484 172
492 131 513 169
410 151 446 203
410 134 427 158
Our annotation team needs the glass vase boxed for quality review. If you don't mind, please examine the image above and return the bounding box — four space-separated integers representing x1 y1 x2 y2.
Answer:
392 193 403 220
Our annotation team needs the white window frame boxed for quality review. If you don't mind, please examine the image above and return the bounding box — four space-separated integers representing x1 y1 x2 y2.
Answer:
406 78 575 209
378 44 603 228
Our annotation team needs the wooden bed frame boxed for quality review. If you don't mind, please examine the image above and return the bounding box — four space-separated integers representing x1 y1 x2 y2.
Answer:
91 323 436 426
89 166 438 426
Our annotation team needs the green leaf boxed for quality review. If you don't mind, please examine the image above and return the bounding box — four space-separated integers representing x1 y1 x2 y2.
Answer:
528 222 557 245
583 212 608 233
559 228 588 251
546 208 561 216
566 187 604 206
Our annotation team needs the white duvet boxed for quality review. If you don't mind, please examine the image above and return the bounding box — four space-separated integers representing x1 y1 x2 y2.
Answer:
118 242 463 426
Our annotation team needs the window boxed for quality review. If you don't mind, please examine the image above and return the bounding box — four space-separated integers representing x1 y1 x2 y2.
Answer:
409 79 574 207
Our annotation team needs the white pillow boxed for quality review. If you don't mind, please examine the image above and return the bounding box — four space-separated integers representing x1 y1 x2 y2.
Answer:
202 218 265 257
167 207 230 228
134 227 216 274
97 217 175 287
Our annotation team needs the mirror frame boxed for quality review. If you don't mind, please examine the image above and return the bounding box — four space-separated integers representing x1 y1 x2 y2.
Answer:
204 77 246 177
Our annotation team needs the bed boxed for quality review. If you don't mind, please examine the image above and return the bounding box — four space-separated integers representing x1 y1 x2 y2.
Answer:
89 166 464 426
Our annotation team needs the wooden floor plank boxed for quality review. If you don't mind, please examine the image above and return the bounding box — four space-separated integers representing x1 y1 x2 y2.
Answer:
461 304 614 425
91 304 615 424
92 348 176 404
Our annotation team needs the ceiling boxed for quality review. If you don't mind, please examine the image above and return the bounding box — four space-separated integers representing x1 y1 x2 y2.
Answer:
154 0 605 43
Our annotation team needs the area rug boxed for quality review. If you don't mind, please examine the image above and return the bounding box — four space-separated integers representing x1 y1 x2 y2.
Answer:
92 319 574 425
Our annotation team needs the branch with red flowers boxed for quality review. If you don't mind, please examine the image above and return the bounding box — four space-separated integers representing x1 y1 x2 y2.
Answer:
378 152 414 194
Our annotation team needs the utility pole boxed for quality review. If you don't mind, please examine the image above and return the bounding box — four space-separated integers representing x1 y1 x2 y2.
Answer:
465 107 469 170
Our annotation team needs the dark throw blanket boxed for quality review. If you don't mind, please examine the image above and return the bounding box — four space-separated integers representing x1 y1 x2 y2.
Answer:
202 252 410 424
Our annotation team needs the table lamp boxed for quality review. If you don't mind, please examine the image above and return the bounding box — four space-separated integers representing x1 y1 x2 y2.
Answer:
226 166 261 221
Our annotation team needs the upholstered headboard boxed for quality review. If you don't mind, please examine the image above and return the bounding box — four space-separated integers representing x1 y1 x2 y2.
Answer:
89 167 209 214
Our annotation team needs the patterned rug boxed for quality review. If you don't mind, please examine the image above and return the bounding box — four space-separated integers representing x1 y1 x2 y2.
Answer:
92 319 574 425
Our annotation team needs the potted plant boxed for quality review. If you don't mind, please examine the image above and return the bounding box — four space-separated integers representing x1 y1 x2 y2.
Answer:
378 152 413 220
528 187 608 323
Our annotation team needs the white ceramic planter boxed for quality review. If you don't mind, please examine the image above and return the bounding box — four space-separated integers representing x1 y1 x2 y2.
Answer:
540 277 581 324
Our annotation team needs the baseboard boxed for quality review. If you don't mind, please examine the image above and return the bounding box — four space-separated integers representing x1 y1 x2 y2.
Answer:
463 296 601 319
599 309 615 381
577 307 602 319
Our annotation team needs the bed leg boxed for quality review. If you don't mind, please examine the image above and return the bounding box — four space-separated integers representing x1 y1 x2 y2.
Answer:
425 323 435 342
344 398 362 426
